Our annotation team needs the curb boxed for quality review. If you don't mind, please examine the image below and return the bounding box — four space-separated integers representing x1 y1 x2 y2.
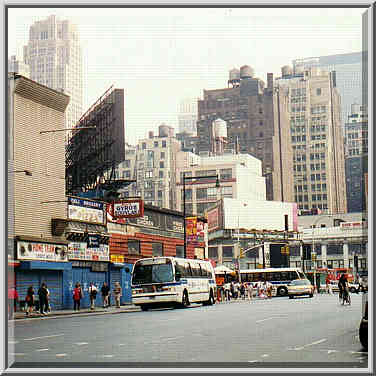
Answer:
11 306 141 321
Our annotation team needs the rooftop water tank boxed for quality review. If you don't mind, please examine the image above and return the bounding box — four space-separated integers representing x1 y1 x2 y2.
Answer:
240 65 254 79
212 118 227 138
229 68 240 81
281 65 293 77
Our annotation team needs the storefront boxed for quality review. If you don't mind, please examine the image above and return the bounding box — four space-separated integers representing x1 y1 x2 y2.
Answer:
15 236 69 310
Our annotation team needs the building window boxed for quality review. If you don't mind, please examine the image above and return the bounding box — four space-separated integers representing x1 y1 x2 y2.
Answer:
207 187 217 198
220 168 232 180
154 141 159 147
128 240 140 255
176 246 184 258
208 247 218 259
142 142 146 149
122 170 131 179
159 170 164 178
160 161 164 168
221 186 233 197
162 140 167 148
196 188 207 200
160 152 165 159
145 171 153 179
316 88 322 96
152 243 163 256
124 160 131 168
222 246 233 258
158 191 163 199
182 188 192 201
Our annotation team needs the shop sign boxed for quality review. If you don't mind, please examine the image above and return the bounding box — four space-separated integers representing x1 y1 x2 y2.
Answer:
340 221 366 230
17 241 68 262
110 254 125 263
112 199 144 219
87 234 100 249
68 242 109 261
207 207 220 232
186 216 198 242
68 196 105 225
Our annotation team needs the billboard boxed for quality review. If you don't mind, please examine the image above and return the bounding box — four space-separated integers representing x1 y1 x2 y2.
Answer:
17 241 68 262
67 196 106 225
112 199 144 219
207 206 220 232
67 242 109 261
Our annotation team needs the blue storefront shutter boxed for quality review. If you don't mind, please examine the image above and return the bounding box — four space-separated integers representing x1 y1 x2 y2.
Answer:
121 263 133 304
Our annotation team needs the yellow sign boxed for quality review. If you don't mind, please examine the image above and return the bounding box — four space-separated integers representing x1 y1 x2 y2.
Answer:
110 254 124 263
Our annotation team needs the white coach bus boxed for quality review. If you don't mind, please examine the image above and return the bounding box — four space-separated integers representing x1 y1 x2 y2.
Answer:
131 257 217 311
239 267 307 296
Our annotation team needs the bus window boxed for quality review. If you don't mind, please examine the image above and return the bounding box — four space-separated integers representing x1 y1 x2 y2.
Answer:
184 262 192 277
272 272 281 281
175 261 185 277
288 271 298 280
190 263 201 277
280 272 289 281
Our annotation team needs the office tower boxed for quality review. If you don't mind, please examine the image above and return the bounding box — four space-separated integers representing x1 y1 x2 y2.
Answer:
23 15 83 130
196 66 294 203
178 98 199 135
276 65 347 214
292 52 363 127
8 55 30 77
344 104 368 213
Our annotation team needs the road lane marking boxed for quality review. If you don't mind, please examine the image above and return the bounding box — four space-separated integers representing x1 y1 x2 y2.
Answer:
56 354 67 357
256 315 289 323
327 350 338 354
350 351 367 354
9 353 26 356
24 334 64 341
102 355 114 358
8 341 18 344
118 344 125 346
261 354 269 358
248 360 258 363
35 349 49 352
74 342 89 346
256 318 275 323
294 338 327 350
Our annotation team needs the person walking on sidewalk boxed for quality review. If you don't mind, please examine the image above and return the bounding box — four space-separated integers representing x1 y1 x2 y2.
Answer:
45 284 51 313
73 283 83 311
8 286 19 320
89 282 98 310
38 283 49 315
113 282 122 308
101 282 110 308
25 286 35 316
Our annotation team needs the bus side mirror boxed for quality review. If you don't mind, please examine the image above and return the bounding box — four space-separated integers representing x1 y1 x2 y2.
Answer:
175 271 181 281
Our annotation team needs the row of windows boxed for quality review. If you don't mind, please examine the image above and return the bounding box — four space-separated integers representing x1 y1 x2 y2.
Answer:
175 261 213 279
128 240 184 257
141 140 167 149
182 186 233 201
291 126 306 133
311 105 327 114
294 183 327 192
295 194 328 202
181 169 232 181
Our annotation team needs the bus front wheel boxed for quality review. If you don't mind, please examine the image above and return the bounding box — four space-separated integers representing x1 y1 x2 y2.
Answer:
278 287 288 296
203 289 215 306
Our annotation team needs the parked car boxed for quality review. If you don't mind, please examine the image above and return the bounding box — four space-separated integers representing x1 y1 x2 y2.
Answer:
359 290 368 349
288 279 314 299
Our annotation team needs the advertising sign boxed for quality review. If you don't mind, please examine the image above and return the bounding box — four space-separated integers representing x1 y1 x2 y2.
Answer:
186 217 197 242
17 241 68 262
207 207 220 232
87 234 100 249
340 221 367 230
68 196 105 225
112 199 144 219
111 254 125 263
68 242 109 261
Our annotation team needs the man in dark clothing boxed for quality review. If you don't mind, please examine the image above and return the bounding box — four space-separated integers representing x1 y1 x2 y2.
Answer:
338 274 348 300
101 282 110 308
38 283 49 315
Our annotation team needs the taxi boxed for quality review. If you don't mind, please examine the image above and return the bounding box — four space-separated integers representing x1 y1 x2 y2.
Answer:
288 279 314 299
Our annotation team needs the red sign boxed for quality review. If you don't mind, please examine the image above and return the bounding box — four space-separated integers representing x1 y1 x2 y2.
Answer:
112 199 144 219
207 207 220 232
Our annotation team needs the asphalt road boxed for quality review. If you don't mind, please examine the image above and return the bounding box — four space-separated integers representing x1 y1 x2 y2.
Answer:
8 293 368 369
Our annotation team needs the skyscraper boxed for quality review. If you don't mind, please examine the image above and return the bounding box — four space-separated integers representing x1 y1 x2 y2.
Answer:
23 15 83 130
276 65 347 214
292 52 363 127
178 98 199 135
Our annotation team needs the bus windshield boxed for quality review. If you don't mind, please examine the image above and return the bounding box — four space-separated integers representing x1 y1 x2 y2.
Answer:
132 261 174 284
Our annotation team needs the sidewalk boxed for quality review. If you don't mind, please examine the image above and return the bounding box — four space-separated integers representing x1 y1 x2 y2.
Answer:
10 304 141 321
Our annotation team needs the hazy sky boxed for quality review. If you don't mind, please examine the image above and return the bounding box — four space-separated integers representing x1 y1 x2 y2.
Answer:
7 7 365 145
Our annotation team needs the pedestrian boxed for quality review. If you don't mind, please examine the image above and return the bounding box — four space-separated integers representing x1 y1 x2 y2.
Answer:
240 283 246 300
266 282 273 299
325 276 330 294
101 282 110 308
73 283 83 311
89 282 98 310
247 283 253 301
45 285 51 312
8 286 19 320
224 282 231 301
25 285 35 316
113 282 122 308
38 283 49 315
230 282 235 300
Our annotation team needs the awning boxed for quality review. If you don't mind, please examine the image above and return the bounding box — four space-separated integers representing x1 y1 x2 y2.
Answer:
111 262 125 268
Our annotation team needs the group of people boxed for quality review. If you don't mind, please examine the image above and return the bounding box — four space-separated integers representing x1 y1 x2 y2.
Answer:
72 281 122 311
219 281 274 302
8 281 123 318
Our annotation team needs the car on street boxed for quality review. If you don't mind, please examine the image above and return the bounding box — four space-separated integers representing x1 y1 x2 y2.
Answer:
359 290 368 349
329 280 359 293
288 279 314 299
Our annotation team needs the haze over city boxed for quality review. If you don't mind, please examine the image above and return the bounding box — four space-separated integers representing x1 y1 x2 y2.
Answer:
8 6 364 144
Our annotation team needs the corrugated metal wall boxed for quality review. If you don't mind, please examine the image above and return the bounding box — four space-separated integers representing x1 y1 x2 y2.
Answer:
16 270 63 310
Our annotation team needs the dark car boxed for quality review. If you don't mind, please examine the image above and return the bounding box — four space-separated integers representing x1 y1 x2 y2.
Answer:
359 290 368 349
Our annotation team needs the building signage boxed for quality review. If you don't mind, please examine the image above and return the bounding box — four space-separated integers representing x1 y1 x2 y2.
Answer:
207 207 220 232
112 199 144 219
110 254 125 263
87 234 100 249
186 217 198 242
17 241 68 262
68 242 109 261
68 196 106 225
340 221 367 230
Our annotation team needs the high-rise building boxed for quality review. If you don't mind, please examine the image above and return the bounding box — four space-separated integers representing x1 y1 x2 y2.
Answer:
292 52 363 127
23 15 83 130
276 65 347 214
8 55 30 77
344 103 368 213
119 125 181 210
196 66 294 203
178 98 199 135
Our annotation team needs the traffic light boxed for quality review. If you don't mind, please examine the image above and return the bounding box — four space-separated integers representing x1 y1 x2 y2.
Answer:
311 252 317 261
